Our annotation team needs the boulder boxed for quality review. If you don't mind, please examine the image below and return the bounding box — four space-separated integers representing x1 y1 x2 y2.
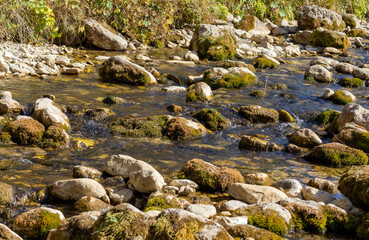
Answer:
3 117 45 145
236 15 271 35
239 105 279 123
12 207 64 239
298 6 345 31
129 170 166 193
301 186 335 204
0 181 15 205
0 96 23 115
226 223 283 240
331 196 353 212
239 135 282 152
192 108 229 131
312 28 350 50
106 188 134 205
203 67 257 90
0 223 22 240
307 178 338 194
294 30 312 45
353 68 369 80
217 216 248 228
304 142 368 166
337 103 369 131
163 117 207 140
48 178 106 201
220 200 248 211
73 165 102 179
289 128 322 148
333 123 369 152
335 62 356 74
228 183 288 204
84 19 128 51
178 158 244 192
339 165 369 210
342 13 360 28
272 179 302 198
98 56 157 85
186 82 212 102
33 98 70 130
75 196 109 212
331 90 356 105
304 65 333 83
186 204 217 218
310 56 339 68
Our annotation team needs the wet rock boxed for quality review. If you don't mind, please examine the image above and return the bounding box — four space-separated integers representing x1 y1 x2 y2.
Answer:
102 96 126 104
323 89 335 99
75 196 109 212
342 13 360 28
304 65 333 83
0 181 15 205
239 135 282 152
298 6 345 31
193 108 229 131
239 105 279 123
353 68 369 80
226 224 283 240
163 117 207 140
331 90 356 104
272 179 302 198
278 110 295 122
301 186 335 204
203 67 257 90
73 165 102 179
178 158 244 192
186 82 212 102
304 142 368 166
335 62 356 74
252 56 279 69
244 173 271 185
186 204 216 218
307 178 338 194
229 183 288 204
98 56 157 85
236 15 271 35
163 86 186 93
337 103 369 131
0 223 22 240
84 19 127 51
166 104 182 113
103 154 165 193
48 178 106 201
333 123 369 152
220 200 248 211
3 117 44 145
12 207 64 239
338 77 363 88
312 28 351 50
0 96 24 115
33 98 70 130
339 165 369 210
289 128 322 148
285 143 309 154
106 188 134 204
294 30 312 45
84 108 113 122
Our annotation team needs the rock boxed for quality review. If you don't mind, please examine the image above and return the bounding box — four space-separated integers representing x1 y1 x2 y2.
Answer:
184 51 200 62
48 178 106 201
106 188 134 204
239 135 282 152
353 68 369 80
307 178 338 194
186 82 212 102
55 56 70 66
203 67 257 90
284 45 301 56
278 110 295 122
304 65 333 83
331 90 356 104
12 207 64 239
312 28 351 50
304 142 368 166
239 105 279 123
342 13 360 28
294 30 313 45
331 196 353 212
163 117 207 140
333 123 369 152
226 224 283 240
310 56 339 68
335 63 356 74
252 56 279 69
84 19 127 50
272 179 302 198
228 183 288 204
98 56 157 85
178 158 244 192
186 204 217 218
0 181 15 205
0 223 22 240
244 173 271 185
75 196 109 212
236 15 271 35
220 200 248 211
355 37 364 48
323 89 335 99
193 108 229 131
169 179 198 189
0 96 24 115
103 96 127 104
347 28 368 37
272 27 288 35
217 216 248 228
298 6 345 31
0 91 12 99
289 128 322 148
0 54 10 73
337 103 369 131
61 67 81 75
145 194 190 211
33 98 70 130
285 143 310 154
73 165 102 179
163 86 187 93
103 154 165 193
84 108 113 121
301 186 335 204
3 117 44 145
339 165 369 210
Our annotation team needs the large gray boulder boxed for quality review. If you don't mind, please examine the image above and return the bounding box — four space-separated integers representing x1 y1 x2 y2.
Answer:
305 65 332 83
33 98 70 130
298 5 345 31
84 19 128 51
337 103 369 131
289 128 322 148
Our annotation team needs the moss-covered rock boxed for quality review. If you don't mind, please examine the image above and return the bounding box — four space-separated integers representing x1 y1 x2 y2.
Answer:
339 78 363 88
144 196 179 212
39 125 68 149
92 204 151 240
239 135 282 152
197 33 237 61
217 61 255 72
167 104 182 113
203 67 258 90
226 225 283 240
342 14 359 28
163 117 206 140
98 56 156 85
151 39 164 48
331 90 355 104
250 90 266 98
357 212 369 239
278 110 295 122
239 105 279 123
333 125 369 152
0 181 14 205
271 83 287 90
314 110 340 126
186 82 212 102
178 158 245 192
3 117 45 145
304 142 368 166
252 57 279 69
323 204 361 234
347 28 368 38
192 108 229 131
339 165 369 210
312 28 351 50
109 115 169 138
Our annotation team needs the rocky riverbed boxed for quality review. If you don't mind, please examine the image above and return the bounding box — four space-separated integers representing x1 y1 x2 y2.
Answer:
1 5 369 240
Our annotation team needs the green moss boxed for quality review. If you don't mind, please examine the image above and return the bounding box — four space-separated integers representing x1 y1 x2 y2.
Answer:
109 115 169 138
347 29 367 38
197 33 237 61
3 118 45 145
339 78 363 88
312 29 351 50
252 57 278 69
331 90 354 104
356 212 369 239
0 132 11 143
278 110 295 122
314 110 340 125
203 70 257 90
250 90 266 98
193 109 228 131
144 196 178 212
167 104 182 113
323 205 361 234
227 225 283 240
304 75 316 83
40 211 62 239
186 90 207 103
291 210 326 233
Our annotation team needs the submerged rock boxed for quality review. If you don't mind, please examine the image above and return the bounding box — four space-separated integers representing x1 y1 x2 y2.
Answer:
192 108 229 131
203 67 257 90
239 105 279 123
163 117 207 140
239 135 282 152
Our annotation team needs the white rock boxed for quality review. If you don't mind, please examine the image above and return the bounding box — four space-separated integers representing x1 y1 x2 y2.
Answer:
252 202 291 223
289 128 322 148
353 68 369 80
169 179 199 189
217 216 248 228
129 169 166 193
186 204 217 218
55 56 70 66
106 188 134 204
163 86 187 93
305 65 332 83
272 179 303 198
302 186 335 204
337 103 369 131
220 200 248 211
284 45 301 56
323 88 335 99
0 54 10 73
33 98 70 130
184 51 200 62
